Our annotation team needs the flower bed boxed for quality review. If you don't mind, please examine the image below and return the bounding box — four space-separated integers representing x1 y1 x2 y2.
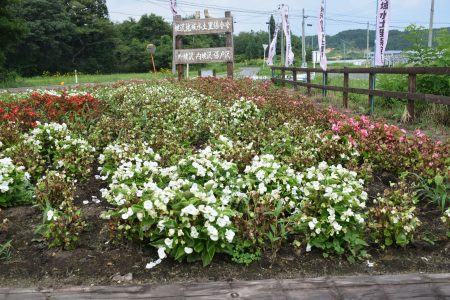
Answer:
0 79 449 286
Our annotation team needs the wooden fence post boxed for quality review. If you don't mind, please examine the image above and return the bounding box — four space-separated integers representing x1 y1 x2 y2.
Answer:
322 71 328 97
281 68 286 87
225 11 234 78
174 15 183 81
408 73 416 120
306 70 311 96
368 72 375 114
293 69 298 90
343 68 349 108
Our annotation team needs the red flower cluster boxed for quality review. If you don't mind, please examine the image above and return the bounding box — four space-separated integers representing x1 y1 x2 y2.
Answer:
0 92 101 130
328 107 449 178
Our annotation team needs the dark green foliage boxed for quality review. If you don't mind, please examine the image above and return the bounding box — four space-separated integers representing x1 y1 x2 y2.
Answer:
0 0 27 81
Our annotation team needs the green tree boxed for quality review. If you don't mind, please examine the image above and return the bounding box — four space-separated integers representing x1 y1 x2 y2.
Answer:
269 15 275 41
67 0 117 73
0 0 26 80
6 0 74 76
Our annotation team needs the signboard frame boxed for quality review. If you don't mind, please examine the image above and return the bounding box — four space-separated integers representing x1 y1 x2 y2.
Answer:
173 11 234 79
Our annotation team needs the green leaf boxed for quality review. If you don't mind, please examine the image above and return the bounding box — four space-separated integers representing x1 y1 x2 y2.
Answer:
385 237 393 246
194 241 204 253
434 175 444 186
201 249 213 266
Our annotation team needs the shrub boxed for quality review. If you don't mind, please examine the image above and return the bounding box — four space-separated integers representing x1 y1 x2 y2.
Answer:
37 201 86 250
291 162 368 261
101 145 241 267
20 122 96 179
234 154 302 258
0 157 33 207
35 170 76 208
367 181 421 248
441 208 450 238
35 170 86 250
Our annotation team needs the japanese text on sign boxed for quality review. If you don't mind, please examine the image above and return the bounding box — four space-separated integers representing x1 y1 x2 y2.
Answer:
375 0 391 66
174 47 233 64
174 18 233 36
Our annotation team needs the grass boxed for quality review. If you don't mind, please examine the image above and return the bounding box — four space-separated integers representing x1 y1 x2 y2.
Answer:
288 73 450 139
0 240 12 261
0 72 175 89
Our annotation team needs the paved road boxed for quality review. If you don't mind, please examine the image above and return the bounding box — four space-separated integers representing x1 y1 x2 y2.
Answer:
239 67 261 78
2 82 115 94
0 273 448 299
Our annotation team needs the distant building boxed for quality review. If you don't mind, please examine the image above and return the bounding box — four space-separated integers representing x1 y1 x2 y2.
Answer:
366 50 408 66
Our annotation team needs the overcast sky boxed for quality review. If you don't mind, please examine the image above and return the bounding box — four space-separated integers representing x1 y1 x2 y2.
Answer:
106 0 450 36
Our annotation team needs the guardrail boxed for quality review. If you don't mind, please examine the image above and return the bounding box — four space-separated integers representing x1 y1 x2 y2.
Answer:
270 66 450 118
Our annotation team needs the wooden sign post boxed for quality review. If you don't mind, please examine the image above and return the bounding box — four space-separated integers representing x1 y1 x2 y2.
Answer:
173 11 234 80
146 43 156 73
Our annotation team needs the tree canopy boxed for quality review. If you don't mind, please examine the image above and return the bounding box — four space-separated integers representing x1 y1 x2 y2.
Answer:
1 1 448 80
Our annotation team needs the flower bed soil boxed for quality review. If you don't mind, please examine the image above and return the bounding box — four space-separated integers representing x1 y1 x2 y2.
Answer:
1 172 448 288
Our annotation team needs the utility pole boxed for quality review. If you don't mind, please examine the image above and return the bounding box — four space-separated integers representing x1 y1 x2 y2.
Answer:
301 8 307 67
428 0 435 47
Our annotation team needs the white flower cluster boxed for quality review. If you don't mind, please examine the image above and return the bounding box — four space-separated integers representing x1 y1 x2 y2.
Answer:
294 161 367 252
97 142 160 182
100 142 241 268
23 122 96 177
228 97 260 125
243 154 302 208
0 157 30 193
442 207 450 226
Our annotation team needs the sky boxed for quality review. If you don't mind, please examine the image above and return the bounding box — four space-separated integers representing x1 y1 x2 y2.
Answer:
106 0 450 36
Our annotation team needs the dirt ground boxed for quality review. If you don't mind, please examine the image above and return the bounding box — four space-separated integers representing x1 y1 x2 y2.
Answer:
1 173 449 288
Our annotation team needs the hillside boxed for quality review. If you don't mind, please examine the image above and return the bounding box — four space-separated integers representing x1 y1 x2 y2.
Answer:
313 27 450 51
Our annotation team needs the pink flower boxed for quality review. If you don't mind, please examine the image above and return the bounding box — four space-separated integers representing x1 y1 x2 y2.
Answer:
360 129 368 137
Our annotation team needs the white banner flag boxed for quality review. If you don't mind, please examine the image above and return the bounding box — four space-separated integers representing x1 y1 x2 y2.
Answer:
266 25 279 66
170 0 177 16
318 0 327 71
375 0 391 66
281 6 294 66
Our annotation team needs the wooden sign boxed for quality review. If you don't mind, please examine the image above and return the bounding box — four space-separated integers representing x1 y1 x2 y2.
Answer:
174 47 233 64
174 11 234 80
174 17 233 36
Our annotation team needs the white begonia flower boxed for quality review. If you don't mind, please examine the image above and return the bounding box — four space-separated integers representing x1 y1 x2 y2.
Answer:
164 238 173 248
312 181 320 191
306 243 312 252
258 182 267 194
308 218 318 230
136 212 144 221
47 210 55 221
143 200 153 210
354 214 364 224
184 247 193 254
190 226 199 238
207 225 219 241
158 247 167 259
157 220 166 231
181 204 199 216
225 229 235 243
57 160 64 168
127 207 133 217
255 170 265 181
332 221 342 232
216 216 230 228
168 229 175 236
